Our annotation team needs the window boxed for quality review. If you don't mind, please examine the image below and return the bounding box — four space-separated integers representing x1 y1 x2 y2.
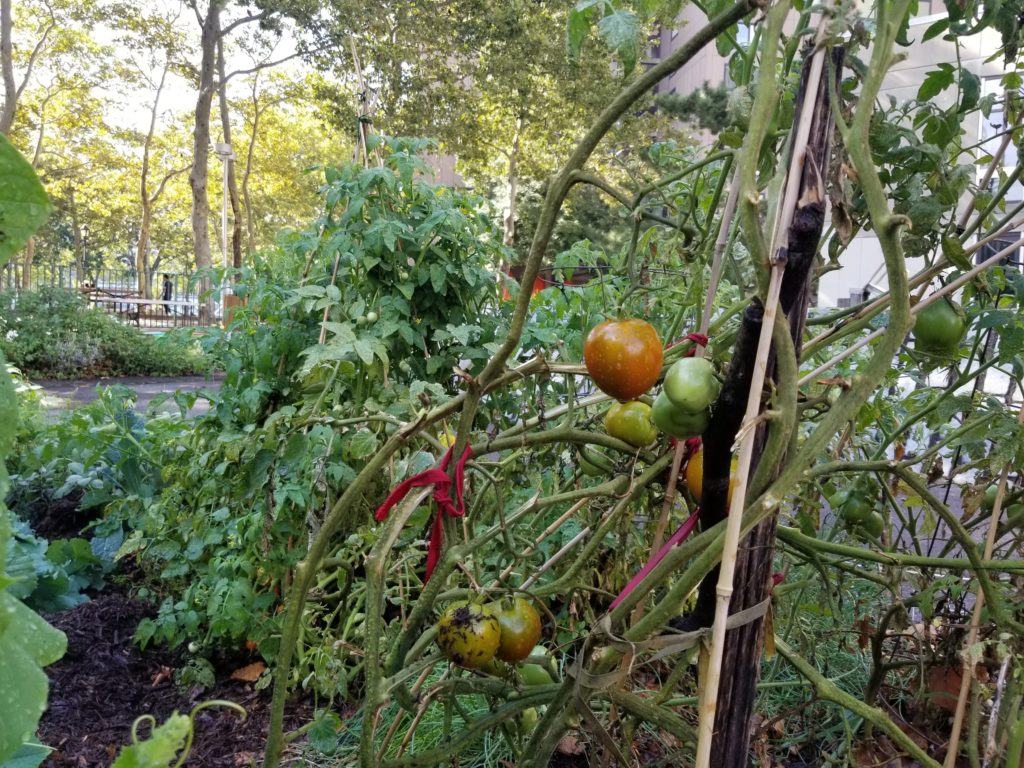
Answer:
977 232 1023 269
980 76 1022 202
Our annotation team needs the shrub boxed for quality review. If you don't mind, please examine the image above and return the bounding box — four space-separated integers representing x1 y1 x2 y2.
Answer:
0 288 210 379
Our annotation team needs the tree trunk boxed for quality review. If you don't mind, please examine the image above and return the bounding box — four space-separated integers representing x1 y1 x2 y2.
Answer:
20 237 33 289
189 0 221 322
503 114 523 247
0 0 14 135
242 74 261 256
707 47 844 766
216 36 243 272
136 61 169 299
69 188 83 281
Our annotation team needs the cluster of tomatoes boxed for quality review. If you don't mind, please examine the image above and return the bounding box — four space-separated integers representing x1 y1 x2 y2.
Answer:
582 318 721 447
436 597 542 669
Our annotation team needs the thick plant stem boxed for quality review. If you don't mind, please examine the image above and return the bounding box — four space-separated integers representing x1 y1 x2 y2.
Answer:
944 400 1024 767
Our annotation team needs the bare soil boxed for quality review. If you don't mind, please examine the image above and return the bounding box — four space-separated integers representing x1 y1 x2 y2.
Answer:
38 594 309 767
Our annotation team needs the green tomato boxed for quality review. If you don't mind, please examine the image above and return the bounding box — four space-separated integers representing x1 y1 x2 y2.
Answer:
604 401 658 447
662 357 720 413
651 391 710 438
861 511 885 538
520 707 539 730
840 490 875 524
519 663 554 687
914 297 967 356
983 484 999 511
578 445 615 477
366 311 379 323
1004 503 1024 530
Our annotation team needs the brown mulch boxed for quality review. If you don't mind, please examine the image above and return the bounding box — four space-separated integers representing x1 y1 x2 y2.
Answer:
38 594 310 767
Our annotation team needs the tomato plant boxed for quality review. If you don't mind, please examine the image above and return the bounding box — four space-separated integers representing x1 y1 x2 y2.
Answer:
583 319 663 401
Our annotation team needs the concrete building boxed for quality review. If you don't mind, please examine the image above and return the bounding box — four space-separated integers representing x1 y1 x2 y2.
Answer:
651 4 1021 307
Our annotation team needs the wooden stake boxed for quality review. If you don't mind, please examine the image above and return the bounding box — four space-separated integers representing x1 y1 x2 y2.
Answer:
695 13 831 765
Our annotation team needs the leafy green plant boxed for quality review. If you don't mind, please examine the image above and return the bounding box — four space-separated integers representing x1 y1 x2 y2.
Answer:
110 701 246 768
0 288 210 379
4 517 106 611
0 121 66 768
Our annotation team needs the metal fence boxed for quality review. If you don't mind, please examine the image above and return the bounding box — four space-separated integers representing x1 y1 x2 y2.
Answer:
0 264 217 330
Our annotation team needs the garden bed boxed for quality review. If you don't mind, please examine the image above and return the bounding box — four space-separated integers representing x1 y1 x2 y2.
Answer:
38 594 311 767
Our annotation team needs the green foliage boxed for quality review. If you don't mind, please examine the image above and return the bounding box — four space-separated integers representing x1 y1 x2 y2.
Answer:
0 288 209 379
4 518 106 612
109 714 190 768
0 135 52 265
656 83 731 133
0 125 64 768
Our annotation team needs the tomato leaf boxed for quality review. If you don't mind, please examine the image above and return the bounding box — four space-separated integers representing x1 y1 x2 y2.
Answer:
918 66 955 101
110 713 190 768
596 10 640 74
942 235 972 270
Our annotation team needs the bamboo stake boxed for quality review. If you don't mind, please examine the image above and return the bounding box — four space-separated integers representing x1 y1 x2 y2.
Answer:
943 400 1024 766
695 12 829 764
799 234 1024 386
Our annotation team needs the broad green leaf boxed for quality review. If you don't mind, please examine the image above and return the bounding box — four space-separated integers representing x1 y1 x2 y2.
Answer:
567 9 590 57
918 67 955 100
110 714 190 768
0 593 67 759
959 69 980 112
922 17 949 41
0 136 51 269
597 11 640 74
0 741 51 768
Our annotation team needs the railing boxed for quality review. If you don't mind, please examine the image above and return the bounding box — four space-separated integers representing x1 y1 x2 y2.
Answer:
85 295 202 330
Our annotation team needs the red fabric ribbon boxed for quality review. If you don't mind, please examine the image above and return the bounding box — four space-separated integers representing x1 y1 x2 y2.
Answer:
666 331 710 354
609 507 702 611
375 444 472 582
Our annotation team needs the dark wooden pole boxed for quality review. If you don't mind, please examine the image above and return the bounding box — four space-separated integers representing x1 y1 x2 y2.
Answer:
708 46 844 766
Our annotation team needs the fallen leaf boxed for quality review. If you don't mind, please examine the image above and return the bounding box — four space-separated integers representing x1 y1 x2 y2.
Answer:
556 733 585 755
151 665 173 686
231 661 266 682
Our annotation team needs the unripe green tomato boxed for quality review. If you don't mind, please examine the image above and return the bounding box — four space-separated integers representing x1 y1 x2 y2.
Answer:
356 315 367 326
519 663 554 687
1004 503 1024 529
840 491 875 524
983 484 999 511
520 707 539 730
366 311 378 323
662 357 720 413
860 512 884 540
852 510 885 539
914 297 967 356
651 391 710 438
604 401 658 447
578 445 614 477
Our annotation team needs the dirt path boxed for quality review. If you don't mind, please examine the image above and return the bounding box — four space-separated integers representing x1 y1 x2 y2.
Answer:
35 375 223 418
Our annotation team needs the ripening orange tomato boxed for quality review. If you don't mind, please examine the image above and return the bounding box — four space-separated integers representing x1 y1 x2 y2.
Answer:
583 319 663 401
